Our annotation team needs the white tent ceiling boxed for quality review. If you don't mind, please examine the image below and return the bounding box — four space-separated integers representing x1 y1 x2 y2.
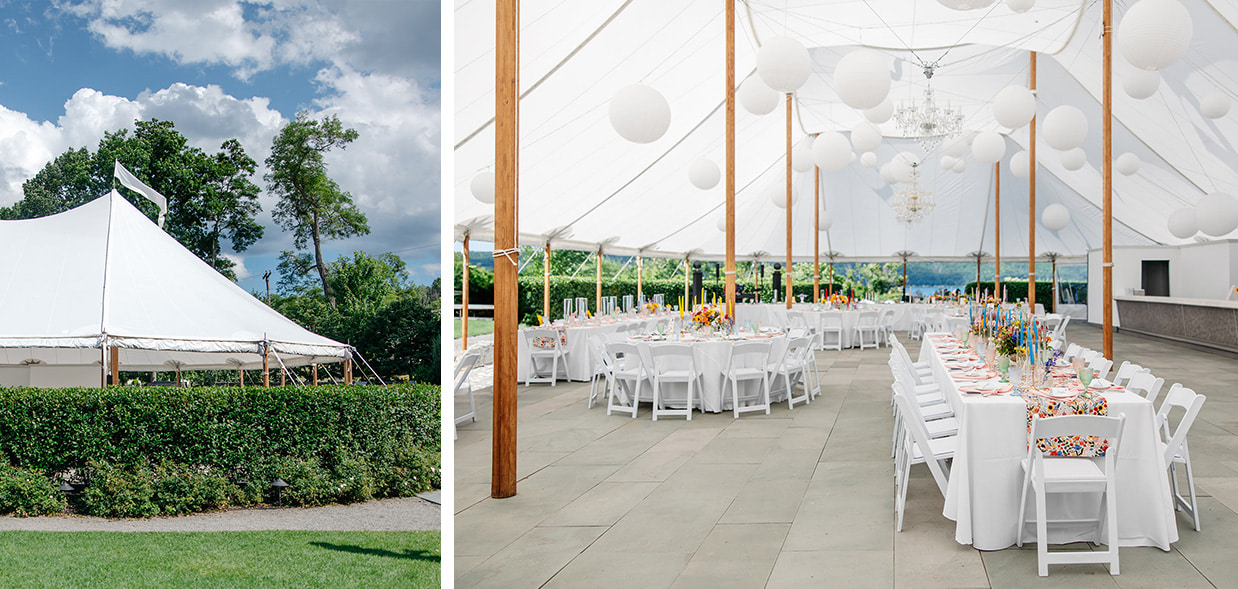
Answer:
0 192 350 371
454 0 1238 262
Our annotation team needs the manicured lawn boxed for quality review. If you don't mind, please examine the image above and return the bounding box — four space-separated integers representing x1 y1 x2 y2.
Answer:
455 317 494 339
0 530 439 588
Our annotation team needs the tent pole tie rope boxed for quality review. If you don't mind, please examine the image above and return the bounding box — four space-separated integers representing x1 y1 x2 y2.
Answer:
353 349 386 386
493 248 520 266
270 350 304 387
319 364 341 385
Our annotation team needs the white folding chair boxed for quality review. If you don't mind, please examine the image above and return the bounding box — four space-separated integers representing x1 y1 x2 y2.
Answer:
1156 384 1207 532
1110 361 1148 388
819 313 845 351
1087 357 1113 380
892 387 957 532
769 336 813 410
1052 316 1072 341
1062 343 1082 360
523 328 569 386
453 351 480 426
725 340 773 418
854 311 881 350
878 308 897 347
1017 414 1126 577
1125 371 1165 406
908 307 926 341
605 341 650 418
587 335 615 409
648 344 702 421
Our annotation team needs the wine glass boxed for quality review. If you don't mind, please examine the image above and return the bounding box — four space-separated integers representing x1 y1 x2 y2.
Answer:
1071 356 1085 375
1078 366 1094 387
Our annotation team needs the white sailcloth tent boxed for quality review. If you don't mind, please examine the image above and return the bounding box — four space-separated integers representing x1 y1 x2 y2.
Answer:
454 0 1238 262
0 191 350 384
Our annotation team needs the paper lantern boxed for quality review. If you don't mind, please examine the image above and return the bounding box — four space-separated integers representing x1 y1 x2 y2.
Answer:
689 158 720 190
952 158 967 173
879 163 897 185
812 131 853 172
864 97 894 124
609 84 670 144
470 171 495 204
1042 203 1071 231
849 151 857 164
1115 152 1140 176
1042 105 1088 150
971 131 1006 164
860 152 878 168
1195 192 1238 236
1167 207 1197 238
992 85 1036 129
1123 69 1160 99
1200 90 1231 119
851 121 883 153
792 141 814 173
820 210 834 231
1007 0 1035 12
943 132 972 158
1060 148 1086 171
715 214 727 232
1118 0 1193 71
738 76 779 115
937 0 996 10
834 50 891 110
1009 150 1030 179
757 36 811 93
891 151 920 184
940 155 956 170
770 185 799 208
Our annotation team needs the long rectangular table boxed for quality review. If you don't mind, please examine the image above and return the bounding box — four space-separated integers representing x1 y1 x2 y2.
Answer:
919 335 1178 551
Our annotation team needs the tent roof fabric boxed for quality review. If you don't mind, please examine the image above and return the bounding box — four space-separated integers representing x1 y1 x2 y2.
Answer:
454 0 1238 262
0 192 350 371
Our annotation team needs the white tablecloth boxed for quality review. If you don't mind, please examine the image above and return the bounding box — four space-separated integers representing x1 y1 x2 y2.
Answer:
920 336 1178 551
516 315 672 382
629 334 789 413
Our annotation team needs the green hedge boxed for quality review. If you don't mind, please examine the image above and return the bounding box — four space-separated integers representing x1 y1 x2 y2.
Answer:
515 276 842 325
964 281 1088 312
0 384 440 517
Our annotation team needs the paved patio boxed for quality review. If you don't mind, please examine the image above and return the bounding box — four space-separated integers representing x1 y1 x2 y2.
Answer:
454 325 1238 587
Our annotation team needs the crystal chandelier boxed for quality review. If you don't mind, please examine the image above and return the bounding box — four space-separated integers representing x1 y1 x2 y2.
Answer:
893 64 964 152
892 163 936 224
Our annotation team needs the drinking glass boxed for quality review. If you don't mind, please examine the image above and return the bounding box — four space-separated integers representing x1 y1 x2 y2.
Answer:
1078 366 1094 387
1071 356 1085 375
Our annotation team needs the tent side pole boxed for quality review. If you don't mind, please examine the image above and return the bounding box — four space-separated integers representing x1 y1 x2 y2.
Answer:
813 165 820 304
462 233 470 350
344 358 353 385
595 245 602 314
724 1 736 317
995 162 1001 301
784 94 793 310
101 345 106 388
110 347 119 386
1102 0 1114 359
637 256 643 305
543 243 550 321
313 363 319 386
492 0 519 499
262 344 270 387
1028 51 1038 310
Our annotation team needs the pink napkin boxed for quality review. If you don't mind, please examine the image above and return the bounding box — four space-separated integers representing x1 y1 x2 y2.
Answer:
952 371 998 381
959 382 1013 394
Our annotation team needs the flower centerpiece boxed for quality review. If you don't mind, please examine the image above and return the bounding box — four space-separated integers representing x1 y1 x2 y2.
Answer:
828 292 851 309
644 301 659 315
690 304 733 335
993 322 1021 378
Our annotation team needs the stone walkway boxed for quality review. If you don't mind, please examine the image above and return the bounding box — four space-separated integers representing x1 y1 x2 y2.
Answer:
454 325 1238 587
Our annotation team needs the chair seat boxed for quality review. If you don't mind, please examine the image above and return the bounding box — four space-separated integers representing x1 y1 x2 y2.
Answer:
920 402 954 420
925 416 959 438
730 367 766 379
656 369 697 380
1021 457 1108 491
911 435 959 461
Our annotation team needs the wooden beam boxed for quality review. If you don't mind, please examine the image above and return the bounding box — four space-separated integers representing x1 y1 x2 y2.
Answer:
724 0 736 318
1029 51 1037 309
1102 0 1114 359
813 164 820 304
995 161 1001 300
110 346 119 387
492 0 519 499
785 94 793 309
462 233 470 350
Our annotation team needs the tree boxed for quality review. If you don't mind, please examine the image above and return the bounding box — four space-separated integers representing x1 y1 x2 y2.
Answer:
266 112 368 306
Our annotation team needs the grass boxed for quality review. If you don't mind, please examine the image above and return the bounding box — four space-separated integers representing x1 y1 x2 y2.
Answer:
0 530 439 588
455 317 494 339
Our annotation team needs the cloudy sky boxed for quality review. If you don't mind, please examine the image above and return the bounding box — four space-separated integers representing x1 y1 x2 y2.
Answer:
0 0 441 288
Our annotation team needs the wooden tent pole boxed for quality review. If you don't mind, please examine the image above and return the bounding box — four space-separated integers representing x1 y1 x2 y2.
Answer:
595 246 602 314
684 255 690 308
784 94 793 310
995 162 1002 300
262 345 270 387
1029 51 1037 310
110 347 119 387
100 345 106 388
492 0 519 499
542 242 550 321
462 233 470 350
813 165 820 303
313 364 319 386
1102 0 1114 359
724 0 736 318
636 255 643 304
239 367 244 387
280 370 285 387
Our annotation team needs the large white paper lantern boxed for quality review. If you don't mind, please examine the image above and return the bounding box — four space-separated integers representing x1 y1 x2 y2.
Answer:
940 155 956 170
1115 152 1140 176
738 76 779 115
992 85 1036 129
792 141 814 173
1167 207 1198 238
1200 91 1231 119
715 214 728 232
1195 192 1238 236
851 122 883 153
1118 0 1193 72
952 158 967 173
1060 148 1086 171
971 131 1006 164
1042 204 1071 231
820 210 834 231
757 36 811 93
834 50 891 110
689 158 720 189
943 132 972 158
860 152 878 168
938 0 996 9
891 151 920 184
609 84 670 143
879 162 897 184
1123 69 1160 99
770 185 799 208
864 97 894 124
1043 105 1088 150
1009 150 1030 178
812 131 853 172
1007 0 1035 12
470 171 495 204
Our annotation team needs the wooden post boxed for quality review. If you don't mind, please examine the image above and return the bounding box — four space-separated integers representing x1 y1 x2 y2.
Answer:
239 368 244 387
994 161 1001 300
784 94 793 310
100 346 106 388
280 370 286 387
344 358 353 385
1028 51 1038 309
902 258 908 301
542 242 550 321
828 260 834 298
813 165 820 304
724 0 736 317
493 0 519 499
262 345 270 387
636 255 643 304
312 364 318 386
110 346 119 387
1102 0 1114 359
462 233 470 350
176 367 182 387
684 255 690 308
595 246 602 314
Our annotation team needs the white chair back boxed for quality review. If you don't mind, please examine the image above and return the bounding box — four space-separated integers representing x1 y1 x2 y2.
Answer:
1125 371 1164 405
